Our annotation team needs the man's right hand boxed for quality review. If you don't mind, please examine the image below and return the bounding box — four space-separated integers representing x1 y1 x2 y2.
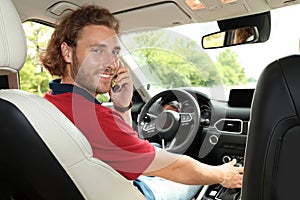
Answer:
219 159 243 188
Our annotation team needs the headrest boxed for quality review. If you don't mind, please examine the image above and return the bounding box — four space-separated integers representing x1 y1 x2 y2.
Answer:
0 0 27 73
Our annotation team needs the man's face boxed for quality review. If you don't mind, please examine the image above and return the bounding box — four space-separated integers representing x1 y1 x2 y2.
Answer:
72 25 121 95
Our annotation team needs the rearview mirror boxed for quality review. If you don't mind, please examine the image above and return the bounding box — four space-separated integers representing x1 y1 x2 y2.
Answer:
202 26 259 49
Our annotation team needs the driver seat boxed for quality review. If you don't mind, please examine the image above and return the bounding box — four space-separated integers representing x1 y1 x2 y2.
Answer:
0 0 145 199
242 54 300 200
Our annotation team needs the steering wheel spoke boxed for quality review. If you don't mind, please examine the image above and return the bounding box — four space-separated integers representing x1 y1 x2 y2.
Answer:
139 119 159 139
180 113 193 125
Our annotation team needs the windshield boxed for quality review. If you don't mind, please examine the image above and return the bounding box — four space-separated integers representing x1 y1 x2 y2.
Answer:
120 5 300 101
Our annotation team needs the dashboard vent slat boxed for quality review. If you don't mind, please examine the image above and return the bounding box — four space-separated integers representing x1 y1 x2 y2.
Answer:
214 118 243 134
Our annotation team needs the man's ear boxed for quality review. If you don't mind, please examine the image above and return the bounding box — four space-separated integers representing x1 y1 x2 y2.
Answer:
61 42 73 63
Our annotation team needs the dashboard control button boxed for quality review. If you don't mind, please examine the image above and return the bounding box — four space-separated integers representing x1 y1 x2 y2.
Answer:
222 155 232 163
209 134 219 145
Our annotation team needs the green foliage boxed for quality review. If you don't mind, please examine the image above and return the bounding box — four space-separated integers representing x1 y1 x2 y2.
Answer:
123 29 222 88
122 29 249 88
202 32 225 48
132 48 192 88
19 22 54 96
96 94 109 102
248 77 257 82
216 49 247 85
19 61 52 95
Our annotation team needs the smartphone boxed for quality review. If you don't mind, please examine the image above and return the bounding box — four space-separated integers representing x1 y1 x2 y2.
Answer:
111 76 121 92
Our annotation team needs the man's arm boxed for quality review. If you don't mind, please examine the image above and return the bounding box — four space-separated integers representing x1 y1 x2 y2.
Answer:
113 106 132 127
110 61 133 127
143 147 243 188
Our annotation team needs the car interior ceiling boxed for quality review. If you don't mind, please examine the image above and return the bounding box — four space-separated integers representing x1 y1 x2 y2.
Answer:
12 0 288 32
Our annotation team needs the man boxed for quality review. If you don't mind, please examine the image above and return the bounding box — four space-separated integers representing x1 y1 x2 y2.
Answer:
41 5 243 200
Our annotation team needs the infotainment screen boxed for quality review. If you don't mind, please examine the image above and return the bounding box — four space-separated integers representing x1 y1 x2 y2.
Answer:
228 89 254 108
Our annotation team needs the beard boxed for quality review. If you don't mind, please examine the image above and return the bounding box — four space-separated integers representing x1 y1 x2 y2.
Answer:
71 53 109 95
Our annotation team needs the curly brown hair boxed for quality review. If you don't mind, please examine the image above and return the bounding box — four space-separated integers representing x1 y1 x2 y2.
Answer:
40 5 119 77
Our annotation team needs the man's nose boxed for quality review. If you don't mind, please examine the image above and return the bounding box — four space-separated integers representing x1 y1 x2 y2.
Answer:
103 53 118 68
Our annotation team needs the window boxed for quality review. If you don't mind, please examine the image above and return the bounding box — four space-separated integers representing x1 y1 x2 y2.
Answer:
20 22 53 95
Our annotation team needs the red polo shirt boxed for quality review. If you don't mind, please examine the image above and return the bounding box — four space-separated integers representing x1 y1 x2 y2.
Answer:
44 79 155 180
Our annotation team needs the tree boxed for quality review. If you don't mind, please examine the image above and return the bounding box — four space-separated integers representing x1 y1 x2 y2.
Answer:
216 49 247 85
19 22 53 96
171 37 222 86
122 29 222 89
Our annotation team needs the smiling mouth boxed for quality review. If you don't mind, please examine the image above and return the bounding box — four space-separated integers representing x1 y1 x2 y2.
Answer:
97 73 113 79
96 68 116 80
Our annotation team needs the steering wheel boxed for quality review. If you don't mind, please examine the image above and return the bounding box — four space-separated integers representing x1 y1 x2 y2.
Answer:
138 89 200 154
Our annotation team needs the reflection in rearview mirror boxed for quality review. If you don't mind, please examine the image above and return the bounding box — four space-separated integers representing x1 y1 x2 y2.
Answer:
202 27 259 49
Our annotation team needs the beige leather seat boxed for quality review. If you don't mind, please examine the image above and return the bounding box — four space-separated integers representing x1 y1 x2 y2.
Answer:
0 0 145 199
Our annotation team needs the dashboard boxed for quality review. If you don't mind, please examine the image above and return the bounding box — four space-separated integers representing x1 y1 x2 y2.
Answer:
129 87 252 200
183 88 252 166
133 87 253 166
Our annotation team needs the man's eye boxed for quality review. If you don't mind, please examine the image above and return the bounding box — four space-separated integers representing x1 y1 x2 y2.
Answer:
112 50 120 56
92 48 103 54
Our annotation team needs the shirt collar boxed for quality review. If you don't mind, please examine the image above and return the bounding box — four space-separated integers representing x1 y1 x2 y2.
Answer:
49 79 101 105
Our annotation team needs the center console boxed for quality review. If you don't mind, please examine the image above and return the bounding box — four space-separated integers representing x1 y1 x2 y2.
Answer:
196 154 244 200
200 184 241 200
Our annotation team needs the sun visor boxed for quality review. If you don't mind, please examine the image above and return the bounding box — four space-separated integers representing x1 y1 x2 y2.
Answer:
217 11 271 42
114 2 192 33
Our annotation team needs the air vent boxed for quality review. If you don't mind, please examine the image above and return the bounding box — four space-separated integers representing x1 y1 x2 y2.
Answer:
214 118 243 134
